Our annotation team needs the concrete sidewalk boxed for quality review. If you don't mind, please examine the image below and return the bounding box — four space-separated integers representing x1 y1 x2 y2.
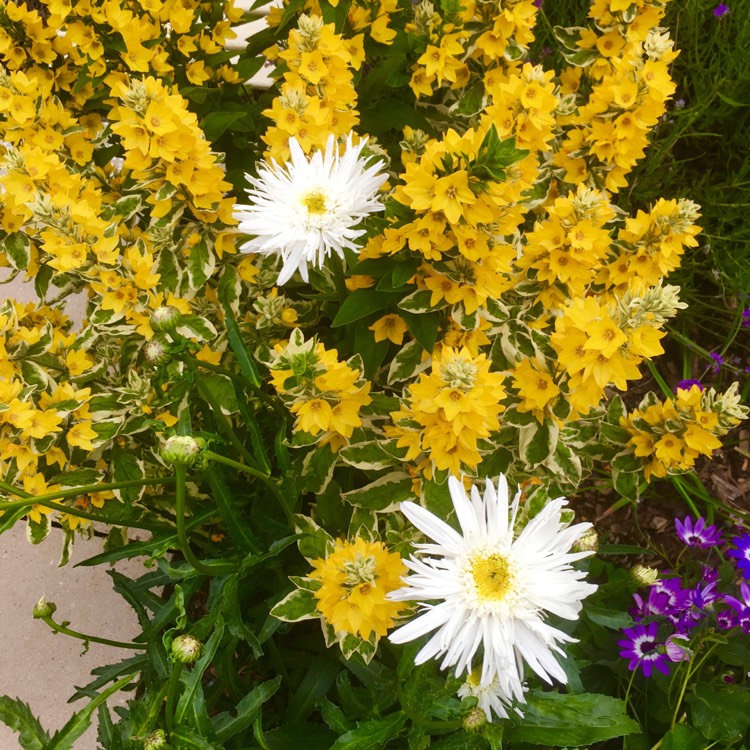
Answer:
0 526 143 749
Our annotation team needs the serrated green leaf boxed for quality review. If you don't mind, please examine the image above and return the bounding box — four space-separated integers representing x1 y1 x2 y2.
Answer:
213 676 282 742
0 696 50 750
330 712 407 750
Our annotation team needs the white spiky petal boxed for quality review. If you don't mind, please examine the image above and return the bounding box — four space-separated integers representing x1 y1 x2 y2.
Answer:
388 475 597 716
234 133 387 285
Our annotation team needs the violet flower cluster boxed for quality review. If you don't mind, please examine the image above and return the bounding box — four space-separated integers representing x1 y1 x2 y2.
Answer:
619 515 750 678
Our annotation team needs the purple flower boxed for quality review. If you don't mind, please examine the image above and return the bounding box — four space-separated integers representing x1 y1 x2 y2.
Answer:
651 579 690 622
713 3 730 18
618 622 670 677
709 352 724 373
741 308 750 327
675 516 723 548
630 588 672 620
728 534 750 577
665 634 691 663
675 379 703 393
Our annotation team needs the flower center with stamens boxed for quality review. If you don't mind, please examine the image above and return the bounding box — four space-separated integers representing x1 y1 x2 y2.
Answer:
470 552 514 602
302 190 328 215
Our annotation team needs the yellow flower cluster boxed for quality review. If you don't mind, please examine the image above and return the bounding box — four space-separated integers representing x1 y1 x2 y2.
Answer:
269 330 372 451
551 284 685 417
407 0 540 99
621 384 749 482
0 0 242 89
263 15 363 161
0 301 113 528
387 346 506 476
108 74 235 221
555 0 677 191
310 537 405 639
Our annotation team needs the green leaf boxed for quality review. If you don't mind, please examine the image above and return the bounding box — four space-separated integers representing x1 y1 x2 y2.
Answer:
175 618 226 728
301 444 338 494
176 315 217 341
661 724 707 750
202 111 253 142
0 696 50 750
187 238 215 289
217 265 241 314
202 373 239 414
399 289 437 313
270 587 319 622
343 472 413 511
203 466 258 551
222 306 262 387
26 515 50 545
295 514 334 559
286 658 339 723
5 232 30 270
585 605 633 630
213 676 282 742
112 448 143 503
400 310 440 353
332 290 400 327
519 422 554 467
339 441 398 471
687 683 750 743
113 194 142 220
505 691 640 746
263 722 337 750
168 728 219 749
330 712 407 750
388 339 430 383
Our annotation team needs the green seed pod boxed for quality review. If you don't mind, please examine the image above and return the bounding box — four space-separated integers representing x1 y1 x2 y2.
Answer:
161 436 203 467
144 729 169 750
33 596 56 619
143 336 171 367
462 707 487 734
151 306 183 333
171 634 203 664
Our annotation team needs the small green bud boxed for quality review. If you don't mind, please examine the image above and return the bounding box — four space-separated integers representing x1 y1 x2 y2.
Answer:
33 596 56 619
171 634 203 664
630 564 659 588
144 729 170 750
573 528 599 554
144 336 172 367
162 436 203 467
144 729 168 750
151 306 183 333
462 707 487 733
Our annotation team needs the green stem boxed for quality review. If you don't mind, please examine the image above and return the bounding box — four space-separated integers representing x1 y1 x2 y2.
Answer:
0 477 174 505
670 639 722 730
328 253 348 301
671 476 701 519
41 615 145 650
174 464 236 576
165 662 184 735
0 478 176 532
204 450 293 526
645 360 674 400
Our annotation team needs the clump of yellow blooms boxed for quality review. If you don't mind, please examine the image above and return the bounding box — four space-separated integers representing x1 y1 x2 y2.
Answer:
263 14 363 162
621 384 749 482
387 347 506 476
310 537 405 639
268 330 372 451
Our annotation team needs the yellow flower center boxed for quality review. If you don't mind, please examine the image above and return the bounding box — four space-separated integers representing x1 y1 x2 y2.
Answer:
302 190 328 215
470 552 514 602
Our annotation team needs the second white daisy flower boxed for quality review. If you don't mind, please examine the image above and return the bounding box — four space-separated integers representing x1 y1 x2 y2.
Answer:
388 474 597 712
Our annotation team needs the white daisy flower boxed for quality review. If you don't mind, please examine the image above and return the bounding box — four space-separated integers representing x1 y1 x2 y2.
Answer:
457 667 526 721
389 475 596 704
234 133 387 286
